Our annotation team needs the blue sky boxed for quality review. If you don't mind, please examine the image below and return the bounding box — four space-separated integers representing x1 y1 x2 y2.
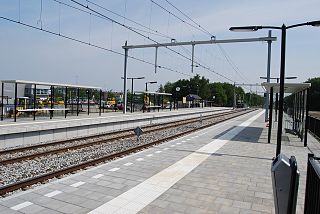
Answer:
0 0 319 92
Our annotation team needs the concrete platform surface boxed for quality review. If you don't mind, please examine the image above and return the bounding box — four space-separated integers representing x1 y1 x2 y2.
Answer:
0 107 229 149
0 109 316 214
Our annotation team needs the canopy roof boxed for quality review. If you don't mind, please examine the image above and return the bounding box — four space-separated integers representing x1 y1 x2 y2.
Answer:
1 80 102 90
137 91 172 96
186 94 202 101
261 82 311 93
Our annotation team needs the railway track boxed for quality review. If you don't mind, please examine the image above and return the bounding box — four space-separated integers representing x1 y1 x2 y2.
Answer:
0 110 239 164
0 109 256 196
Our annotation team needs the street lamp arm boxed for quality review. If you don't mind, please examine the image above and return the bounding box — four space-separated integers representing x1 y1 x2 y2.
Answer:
229 26 281 32
287 20 320 29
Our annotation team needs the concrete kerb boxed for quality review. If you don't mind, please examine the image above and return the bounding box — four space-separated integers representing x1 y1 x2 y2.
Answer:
0 108 230 149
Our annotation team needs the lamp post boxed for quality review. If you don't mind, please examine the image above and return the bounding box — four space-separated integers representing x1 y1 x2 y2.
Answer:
230 20 320 157
121 77 145 113
175 87 180 110
144 81 157 112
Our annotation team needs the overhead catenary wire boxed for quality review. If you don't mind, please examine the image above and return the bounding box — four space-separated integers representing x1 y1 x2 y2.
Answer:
162 0 214 37
161 0 251 84
71 0 234 82
0 15 191 78
149 0 208 36
52 0 169 39
87 0 173 40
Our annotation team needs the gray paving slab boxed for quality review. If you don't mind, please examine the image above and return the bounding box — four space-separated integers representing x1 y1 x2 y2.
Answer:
1 109 315 214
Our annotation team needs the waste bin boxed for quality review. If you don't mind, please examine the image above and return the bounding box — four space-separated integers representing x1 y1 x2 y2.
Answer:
271 153 299 214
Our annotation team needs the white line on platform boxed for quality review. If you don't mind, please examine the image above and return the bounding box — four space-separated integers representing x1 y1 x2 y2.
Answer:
170 145 175 147
186 139 191 141
182 140 186 143
163 148 169 150
136 158 144 161
88 110 264 214
44 190 62 198
146 154 153 157
11 202 33 211
92 174 104 179
71 181 85 188
109 168 120 172
155 151 162 154
176 143 181 145
124 162 133 166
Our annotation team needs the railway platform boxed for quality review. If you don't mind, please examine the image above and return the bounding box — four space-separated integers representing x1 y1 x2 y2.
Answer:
0 109 318 214
0 107 229 149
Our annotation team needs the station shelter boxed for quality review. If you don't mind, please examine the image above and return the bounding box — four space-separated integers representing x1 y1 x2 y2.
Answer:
142 91 172 112
1 80 102 122
262 82 311 147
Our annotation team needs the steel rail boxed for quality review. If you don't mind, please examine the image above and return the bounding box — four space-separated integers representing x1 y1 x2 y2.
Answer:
0 109 255 196
0 111 239 163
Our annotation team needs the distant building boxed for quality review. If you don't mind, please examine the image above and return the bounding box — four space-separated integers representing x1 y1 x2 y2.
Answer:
24 84 51 99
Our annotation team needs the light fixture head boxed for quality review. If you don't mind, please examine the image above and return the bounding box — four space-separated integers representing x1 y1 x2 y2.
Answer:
309 20 320 27
229 26 262 32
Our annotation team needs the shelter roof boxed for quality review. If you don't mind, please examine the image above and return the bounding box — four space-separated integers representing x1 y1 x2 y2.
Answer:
137 91 172 96
261 82 311 93
1 80 102 90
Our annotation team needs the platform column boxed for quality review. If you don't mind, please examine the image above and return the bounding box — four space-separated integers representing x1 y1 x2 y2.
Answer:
14 82 17 122
1 82 3 121
33 84 36 120
268 87 273 144
76 88 80 116
87 89 90 115
99 89 102 116
301 90 305 142
64 87 68 118
304 88 309 147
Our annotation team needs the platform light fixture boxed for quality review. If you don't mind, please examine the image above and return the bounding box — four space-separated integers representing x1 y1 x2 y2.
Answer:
230 20 320 157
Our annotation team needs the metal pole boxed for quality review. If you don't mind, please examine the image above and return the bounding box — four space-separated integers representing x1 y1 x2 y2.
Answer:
50 85 53 119
131 79 133 113
265 30 272 122
123 41 128 114
154 47 158 73
133 92 135 112
191 44 195 73
14 82 17 122
233 82 236 109
87 89 90 115
70 89 73 115
33 84 36 120
161 95 164 110
76 88 79 116
304 88 309 147
275 78 279 122
276 25 286 157
268 87 273 144
65 86 68 118
143 83 147 113
99 89 102 116
1 82 3 121
301 90 305 141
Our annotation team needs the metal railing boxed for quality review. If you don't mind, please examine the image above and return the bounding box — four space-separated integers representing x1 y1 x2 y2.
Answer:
304 153 320 213
308 115 320 140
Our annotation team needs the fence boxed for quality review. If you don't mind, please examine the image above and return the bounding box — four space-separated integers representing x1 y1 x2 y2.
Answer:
304 154 320 213
308 115 320 140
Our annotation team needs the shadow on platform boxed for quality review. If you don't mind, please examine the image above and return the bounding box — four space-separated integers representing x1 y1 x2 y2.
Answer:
211 126 264 144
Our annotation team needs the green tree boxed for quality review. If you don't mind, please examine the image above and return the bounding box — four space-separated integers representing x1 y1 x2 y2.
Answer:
307 77 320 111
